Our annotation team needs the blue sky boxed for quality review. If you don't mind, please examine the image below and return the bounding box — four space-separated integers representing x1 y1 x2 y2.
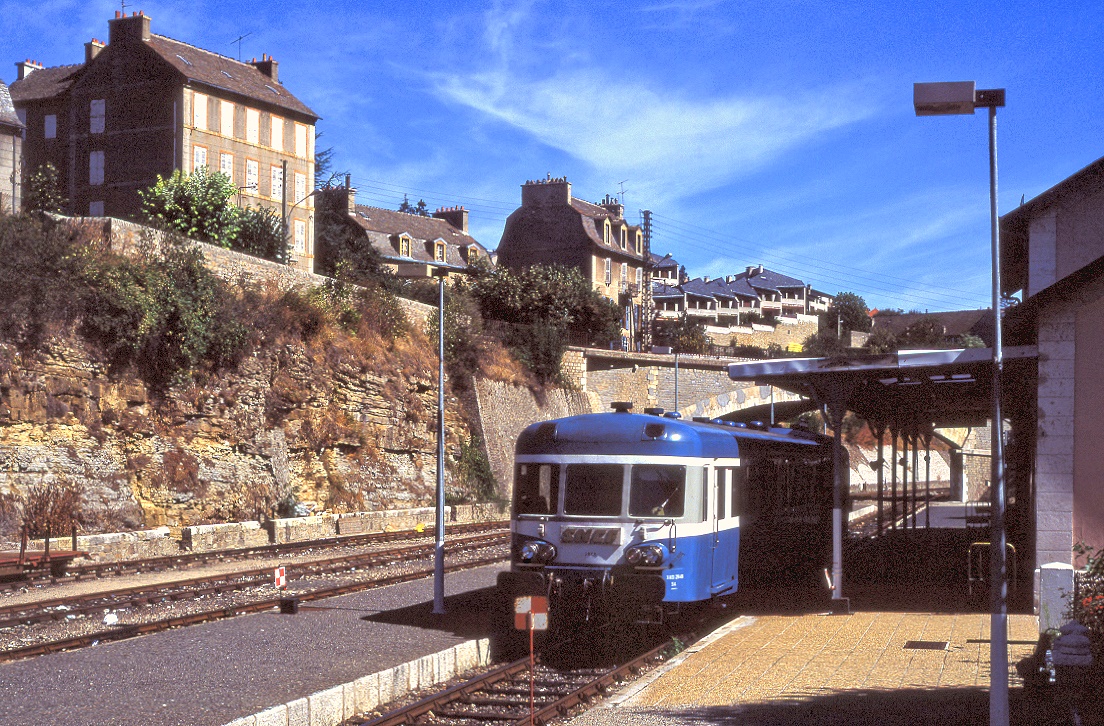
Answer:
5 0 1103 311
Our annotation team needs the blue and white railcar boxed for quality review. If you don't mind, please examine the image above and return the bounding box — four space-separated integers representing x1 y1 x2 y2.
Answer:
497 404 832 626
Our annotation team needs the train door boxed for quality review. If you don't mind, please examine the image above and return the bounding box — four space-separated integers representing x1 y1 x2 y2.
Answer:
711 467 739 593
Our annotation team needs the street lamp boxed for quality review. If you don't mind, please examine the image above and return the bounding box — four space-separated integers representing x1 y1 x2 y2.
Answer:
285 188 318 263
914 80 1007 726
395 261 461 615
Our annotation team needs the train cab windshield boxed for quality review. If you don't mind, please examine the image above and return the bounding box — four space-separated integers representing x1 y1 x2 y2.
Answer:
515 463 560 515
629 465 685 518
564 464 623 515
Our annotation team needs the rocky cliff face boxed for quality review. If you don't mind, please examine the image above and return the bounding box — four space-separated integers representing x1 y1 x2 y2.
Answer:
0 332 472 532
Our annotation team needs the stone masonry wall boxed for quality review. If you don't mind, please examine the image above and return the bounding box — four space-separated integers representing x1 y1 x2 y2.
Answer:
473 380 595 498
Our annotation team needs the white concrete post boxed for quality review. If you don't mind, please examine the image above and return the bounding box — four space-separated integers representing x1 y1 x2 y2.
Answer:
1038 562 1075 634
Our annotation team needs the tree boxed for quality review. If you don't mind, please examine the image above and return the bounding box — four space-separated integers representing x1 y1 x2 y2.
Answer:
234 206 288 264
415 198 429 217
398 195 414 214
863 327 897 354
897 319 946 349
822 292 872 337
655 312 709 354
313 130 347 189
802 330 845 356
471 264 622 381
23 163 66 215
139 167 239 248
313 207 389 286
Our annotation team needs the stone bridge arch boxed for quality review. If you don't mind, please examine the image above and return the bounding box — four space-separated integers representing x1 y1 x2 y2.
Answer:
561 347 812 421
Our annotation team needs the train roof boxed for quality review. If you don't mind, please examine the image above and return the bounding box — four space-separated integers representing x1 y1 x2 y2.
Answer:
515 409 829 458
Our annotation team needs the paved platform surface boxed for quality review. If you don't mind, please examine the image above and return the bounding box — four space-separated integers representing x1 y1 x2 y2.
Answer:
567 610 1078 726
0 563 507 726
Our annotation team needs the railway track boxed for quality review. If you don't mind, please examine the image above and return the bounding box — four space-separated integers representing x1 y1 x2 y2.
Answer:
360 634 684 726
0 530 507 629
0 521 507 591
0 534 509 663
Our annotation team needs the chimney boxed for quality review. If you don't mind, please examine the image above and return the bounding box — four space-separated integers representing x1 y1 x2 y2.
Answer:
85 38 106 64
520 174 571 207
757 264 764 275
726 275 735 284
433 206 469 233
251 54 279 83
109 10 151 45
599 193 624 219
703 276 711 283
15 59 44 80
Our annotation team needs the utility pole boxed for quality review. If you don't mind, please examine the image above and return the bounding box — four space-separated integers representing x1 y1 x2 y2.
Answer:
641 210 654 351
280 159 288 253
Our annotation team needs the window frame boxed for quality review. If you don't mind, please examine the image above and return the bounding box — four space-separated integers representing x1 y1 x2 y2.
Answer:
192 144 208 171
246 108 259 144
604 258 612 285
90 99 105 134
219 152 233 179
245 158 259 194
192 92 207 131
220 100 235 137
270 164 284 201
44 114 57 139
270 115 283 151
89 150 104 185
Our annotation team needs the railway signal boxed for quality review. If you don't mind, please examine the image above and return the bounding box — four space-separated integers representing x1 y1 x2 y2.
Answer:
515 596 548 725
274 566 286 589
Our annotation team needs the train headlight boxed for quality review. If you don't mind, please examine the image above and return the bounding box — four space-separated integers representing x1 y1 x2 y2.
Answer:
625 543 665 567
518 540 557 564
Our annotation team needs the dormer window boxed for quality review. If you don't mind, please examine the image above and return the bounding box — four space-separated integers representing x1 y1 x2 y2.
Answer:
635 231 643 255
603 219 611 245
397 234 412 257
434 240 446 262
620 226 627 250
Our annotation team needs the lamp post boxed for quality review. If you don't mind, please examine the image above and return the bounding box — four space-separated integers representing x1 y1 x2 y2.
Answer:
285 188 318 264
914 80 1007 726
395 262 458 615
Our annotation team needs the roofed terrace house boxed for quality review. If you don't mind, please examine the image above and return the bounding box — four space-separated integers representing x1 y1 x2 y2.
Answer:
9 11 319 270
314 178 490 276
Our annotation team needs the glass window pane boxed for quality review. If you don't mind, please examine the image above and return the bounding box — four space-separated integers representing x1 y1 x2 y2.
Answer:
716 468 726 519
629 465 685 518
514 463 560 515
564 464 623 516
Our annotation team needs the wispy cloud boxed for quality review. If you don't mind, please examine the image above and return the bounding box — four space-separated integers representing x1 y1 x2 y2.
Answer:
432 67 878 203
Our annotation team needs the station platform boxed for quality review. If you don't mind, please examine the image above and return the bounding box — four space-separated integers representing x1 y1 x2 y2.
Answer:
0 562 507 726
567 608 1074 726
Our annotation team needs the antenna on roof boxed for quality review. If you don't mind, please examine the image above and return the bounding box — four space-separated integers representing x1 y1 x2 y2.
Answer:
230 32 252 62
120 0 128 14
618 180 628 205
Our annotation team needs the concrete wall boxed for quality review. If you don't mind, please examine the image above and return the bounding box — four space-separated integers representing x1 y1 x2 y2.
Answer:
1073 278 1104 554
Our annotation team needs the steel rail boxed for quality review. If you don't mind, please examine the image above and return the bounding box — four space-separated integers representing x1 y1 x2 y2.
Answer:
359 634 685 726
0 532 507 629
0 552 507 663
1 521 507 590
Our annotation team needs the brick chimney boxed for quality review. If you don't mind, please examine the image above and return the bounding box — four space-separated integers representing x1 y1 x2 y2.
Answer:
109 10 151 45
15 59 44 80
433 206 469 233
599 194 624 219
521 174 571 207
85 38 106 64
251 54 279 83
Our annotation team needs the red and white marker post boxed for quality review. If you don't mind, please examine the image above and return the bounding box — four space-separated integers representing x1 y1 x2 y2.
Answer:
274 566 286 590
514 596 548 725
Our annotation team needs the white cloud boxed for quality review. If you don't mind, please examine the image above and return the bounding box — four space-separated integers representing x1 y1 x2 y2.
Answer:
431 65 878 205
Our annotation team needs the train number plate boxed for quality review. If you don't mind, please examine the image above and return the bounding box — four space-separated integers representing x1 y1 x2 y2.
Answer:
560 527 620 545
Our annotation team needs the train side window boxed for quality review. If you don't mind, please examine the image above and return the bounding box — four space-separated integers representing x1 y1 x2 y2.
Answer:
564 464 624 516
729 467 746 517
629 465 685 518
716 468 726 519
515 463 560 515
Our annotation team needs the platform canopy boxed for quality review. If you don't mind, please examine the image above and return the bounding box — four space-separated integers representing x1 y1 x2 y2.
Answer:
728 346 1037 428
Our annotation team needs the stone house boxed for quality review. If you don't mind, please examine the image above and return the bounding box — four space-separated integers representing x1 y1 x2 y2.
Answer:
314 177 490 275
9 11 318 270
0 79 22 213
497 176 647 306
1001 154 1104 565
